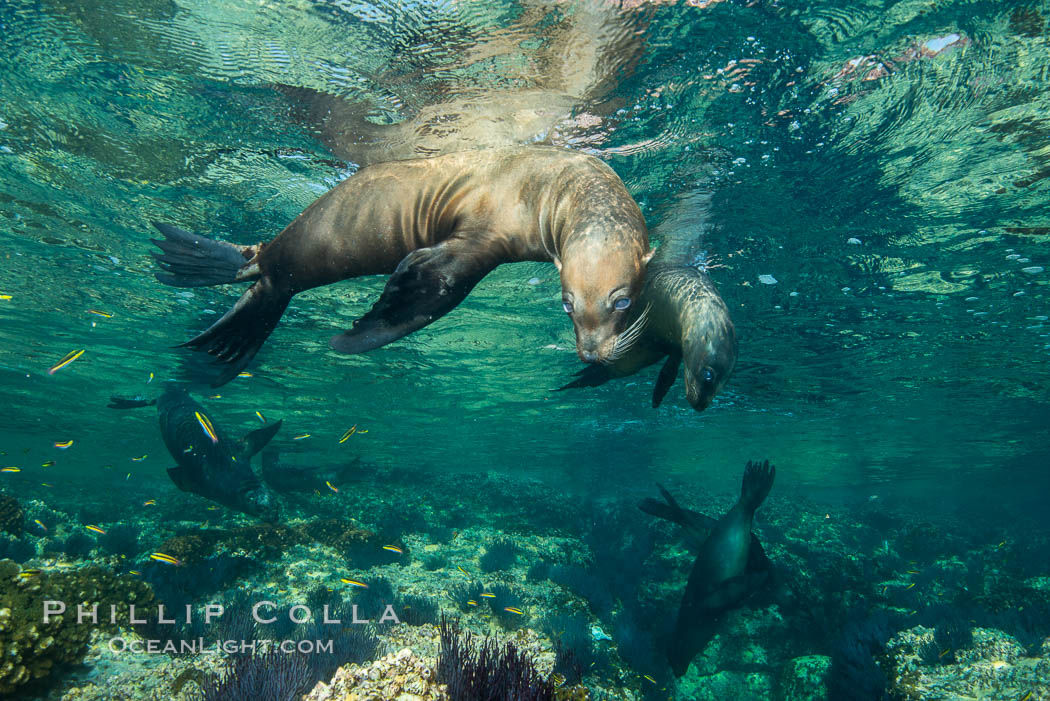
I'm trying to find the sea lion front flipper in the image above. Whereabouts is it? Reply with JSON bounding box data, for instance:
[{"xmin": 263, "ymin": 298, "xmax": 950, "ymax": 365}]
[
  {"xmin": 555, "ymin": 365, "xmax": 612, "ymax": 391},
  {"xmin": 240, "ymin": 419, "xmax": 283, "ymax": 460},
  {"xmin": 330, "ymin": 240, "xmax": 496, "ymax": 354},
  {"xmin": 166, "ymin": 466, "xmax": 192, "ymax": 492},
  {"xmin": 652, "ymin": 352, "xmax": 682, "ymax": 408}
]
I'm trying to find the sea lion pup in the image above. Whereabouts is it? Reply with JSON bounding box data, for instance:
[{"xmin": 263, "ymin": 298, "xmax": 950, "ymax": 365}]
[
  {"xmin": 558, "ymin": 188, "xmax": 736, "ymax": 411},
  {"xmin": 640, "ymin": 460, "xmax": 775, "ymax": 677},
  {"xmin": 151, "ymin": 147, "xmax": 652, "ymax": 385},
  {"xmin": 154, "ymin": 387, "xmax": 281, "ymax": 521}
]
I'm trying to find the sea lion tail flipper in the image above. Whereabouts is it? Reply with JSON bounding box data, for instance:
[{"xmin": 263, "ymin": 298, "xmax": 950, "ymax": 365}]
[
  {"xmin": 652, "ymin": 352, "xmax": 682, "ymax": 407},
  {"xmin": 739, "ymin": 459, "xmax": 775, "ymax": 513},
  {"xmin": 181, "ymin": 279, "xmax": 291, "ymax": 387},
  {"xmin": 150, "ymin": 222, "xmax": 250, "ymax": 288},
  {"xmin": 241, "ymin": 418, "xmax": 283, "ymax": 459},
  {"xmin": 555, "ymin": 365, "xmax": 612, "ymax": 392},
  {"xmin": 330, "ymin": 240, "xmax": 494, "ymax": 354}
]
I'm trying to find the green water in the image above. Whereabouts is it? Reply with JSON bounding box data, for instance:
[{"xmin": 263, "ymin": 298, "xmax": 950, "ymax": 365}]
[{"xmin": 1, "ymin": 0, "xmax": 1050, "ymax": 699}]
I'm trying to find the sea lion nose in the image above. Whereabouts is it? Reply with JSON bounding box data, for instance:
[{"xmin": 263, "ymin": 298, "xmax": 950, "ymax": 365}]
[{"xmin": 581, "ymin": 349, "xmax": 599, "ymax": 363}]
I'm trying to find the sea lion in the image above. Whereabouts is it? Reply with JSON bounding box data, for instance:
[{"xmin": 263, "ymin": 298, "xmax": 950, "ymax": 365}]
[
  {"xmin": 558, "ymin": 189, "xmax": 736, "ymax": 411},
  {"xmin": 155, "ymin": 387, "xmax": 282, "ymax": 521},
  {"xmin": 260, "ymin": 449, "xmax": 358, "ymax": 494},
  {"xmin": 640, "ymin": 460, "xmax": 775, "ymax": 677},
  {"xmin": 151, "ymin": 146, "xmax": 652, "ymax": 385}
]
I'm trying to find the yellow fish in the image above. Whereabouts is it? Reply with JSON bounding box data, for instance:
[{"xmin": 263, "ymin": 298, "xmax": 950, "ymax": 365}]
[
  {"xmin": 48, "ymin": 349, "xmax": 85, "ymax": 375},
  {"xmin": 41, "ymin": 482, "xmax": 53, "ymax": 487},
  {"xmin": 19, "ymin": 569, "xmax": 42, "ymax": 578},
  {"xmin": 54, "ymin": 440, "xmax": 73, "ymax": 449},
  {"xmin": 128, "ymin": 570, "xmax": 141, "ymax": 576},
  {"xmin": 382, "ymin": 545, "xmax": 403, "ymax": 554},
  {"xmin": 147, "ymin": 372, "xmax": 154, "ymax": 384},
  {"xmin": 339, "ymin": 425, "xmax": 357, "ymax": 443},
  {"xmin": 325, "ymin": 481, "xmax": 339, "ymax": 493},
  {"xmin": 905, "ymin": 583, "xmax": 916, "ymax": 590},
  {"xmin": 457, "ymin": 566, "xmax": 470, "ymax": 576},
  {"xmin": 41, "ymin": 460, "xmax": 55, "ymax": 467},
  {"xmin": 0, "ymin": 294, "xmax": 11, "ymax": 300},
  {"xmin": 503, "ymin": 607, "xmax": 524, "ymax": 615},
  {"xmin": 85, "ymin": 525, "xmax": 106, "ymax": 535},
  {"xmin": 340, "ymin": 578, "xmax": 368, "ymax": 588},
  {"xmin": 255, "ymin": 411, "xmax": 266, "ymax": 424},
  {"xmin": 209, "ymin": 394, "xmax": 221, "ymax": 399},
  {"xmin": 87, "ymin": 310, "xmax": 113, "ymax": 318},
  {"xmin": 237, "ymin": 372, "xmax": 253, "ymax": 378},
  {"xmin": 150, "ymin": 552, "xmax": 181, "ymax": 566},
  {"xmin": 467, "ymin": 600, "xmax": 478, "ymax": 606},
  {"xmin": 1, "ymin": 467, "xmax": 19, "ymax": 473},
  {"xmin": 195, "ymin": 411, "xmax": 219, "ymax": 444},
  {"xmin": 643, "ymin": 675, "xmax": 657, "ymax": 684},
  {"xmin": 143, "ymin": 499, "xmax": 156, "ymax": 506},
  {"xmin": 480, "ymin": 593, "xmax": 496, "ymax": 598},
  {"xmin": 34, "ymin": 519, "xmax": 46, "ymax": 531},
  {"xmin": 293, "ymin": 433, "xmax": 311, "ymax": 441},
  {"xmin": 131, "ymin": 455, "xmax": 147, "ymax": 462}
]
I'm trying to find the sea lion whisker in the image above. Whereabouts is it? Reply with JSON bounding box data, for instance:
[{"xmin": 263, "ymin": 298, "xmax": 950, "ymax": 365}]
[{"xmin": 612, "ymin": 302, "xmax": 651, "ymax": 356}]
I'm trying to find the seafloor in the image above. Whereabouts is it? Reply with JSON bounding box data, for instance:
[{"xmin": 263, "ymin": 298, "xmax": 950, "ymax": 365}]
[{"xmin": 1, "ymin": 460, "xmax": 1049, "ymax": 701}]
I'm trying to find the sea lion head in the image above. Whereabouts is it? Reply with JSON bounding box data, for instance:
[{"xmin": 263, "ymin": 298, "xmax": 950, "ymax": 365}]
[
  {"xmin": 243, "ymin": 486, "xmax": 280, "ymax": 523},
  {"xmin": 681, "ymin": 290, "xmax": 737, "ymax": 411},
  {"xmin": 557, "ymin": 233, "xmax": 653, "ymax": 363}
]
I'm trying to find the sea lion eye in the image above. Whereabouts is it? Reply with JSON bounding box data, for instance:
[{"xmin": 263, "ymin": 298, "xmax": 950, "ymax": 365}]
[
  {"xmin": 614, "ymin": 297, "xmax": 631, "ymax": 311},
  {"xmin": 563, "ymin": 301, "xmax": 574, "ymax": 314},
  {"xmin": 702, "ymin": 367, "xmax": 716, "ymax": 383}
]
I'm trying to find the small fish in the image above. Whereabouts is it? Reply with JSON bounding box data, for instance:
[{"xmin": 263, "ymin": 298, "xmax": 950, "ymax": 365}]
[
  {"xmin": 293, "ymin": 433, "xmax": 311, "ymax": 441},
  {"xmin": 125, "ymin": 473, "xmax": 130, "ymax": 480},
  {"xmin": 131, "ymin": 455, "xmax": 147, "ymax": 462},
  {"xmin": 906, "ymin": 570, "xmax": 920, "ymax": 574},
  {"xmin": 150, "ymin": 552, "xmax": 181, "ymax": 566},
  {"xmin": 339, "ymin": 425, "xmax": 357, "ymax": 443},
  {"xmin": 128, "ymin": 570, "xmax": 141, "ymax": 576},
  {"xmin": 255, "ymin": 411, "xmax": 266, "ymax": 424},
  {"xmin": 643, "ymin": 675, "xmax": 657, "ymax": 684},
  {"xmin": 143, "ymin": 499, "xmax": 156, "ymax": 506},
  {"xmin": 209, "ymin": 394, "xmax": 221, "ymax": 399},
  {"xmin": 34, "ymin": 519, "xmax": 47, "ymax": 532},
  {"xmin": 1020, "ymin": 692, "xmax": 1033, "ymax": 701},
  {"xmin": 552, "ymin": 673, "xmax": 566, "ymax": 687},
  {"xmin": 85, "ymin": 525, "xmax": 106, "ymax": 535},
  {"xmin": 457, "ymin": 566, "xmax": 470, "ymax": 576},
  {"xmin": 87, "ymin": 309, "xmax": 113, "ymax": 318},
  {"xmin": 0, "ymin": 294, "xmax": 11, "ymax": 300},
  {"xmin": 195, "ymin": 411, "xmax": 219, "ymax": 443},
  {"xmin": 1, "ymin": 467, "xmax": 20, "ymax": 473},
  {"xmin": 41, "ymin": 482, "xmax": 53, "ymax": 487},
  {"xmin": 183, "ymin": 446, "xmax": 193, "ymax": 453},
  {"xmin": 382, "ymin": 545, "xmax": 403, "ymax": 554},
  {"xmin": 147, "ymin": 372, "xmax": 154, "ymax": 384},
  {"xmin": 480, "ymin": 592, "xmax": 496, "ymax": 599},
  {"xmin": 54, "ymin": 440, "xmax": 73, "ymax": 449},
  {"xmin": 206, "ymin": 505, "xmax": 220, "ymax": 511},
  {"xmin": 19, "ymin": 569, "xmax": 42, "ymax": 578},
  {"xmin": 997, "ymin": 541, "xmax": 1007, "ymax": 548},
  {"xmin": 325, "ymin": 481, "xmax": 339, "ymax": 493},
  {"xmin": 905, "ymin": 583, "xmax": 916, "ymax": 590},
  {"xmin": 503, "ymin": 607, "xmax": 524, "ymax": 615},
  {"xmin": 467, "ymin": 600, "xmax": 478, "ymax": 606},
  {"xmin": 358, "ymin": 429, "xmax": 369, "ymax": 434},
  {"xmin": 938, "ymin": 648, "xmax": 951, "ymax": 658},
  {"xmin": 41, "ymin": 460, "xmax": 55, "ymax": 467},
  {"xmin": 48, "ymin": 349, "xmax": 85, "ymax": 375},
  {"xmin": 237, "ymin": 372, "xmax": 253, "ymax": 378},
  {"xmin": 340, "ymin": 578, "xmax": 368, "ymax": 588}
]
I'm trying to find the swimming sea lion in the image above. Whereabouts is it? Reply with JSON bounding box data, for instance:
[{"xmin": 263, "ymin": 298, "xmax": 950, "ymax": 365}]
[
  {"xmin": 640, "ymin": 460, "xmax": 775, "ymax": 677},
  {"xmin": 151, "ymin": 146, "xmax": 652, "ymax": 385},
  {"xmin": 155, "ymin": 387, "xmax": 282, "ymax": 521},
  {"xmin": 558, "ymin": 189, "xmax": 736, "ymax": 411}
]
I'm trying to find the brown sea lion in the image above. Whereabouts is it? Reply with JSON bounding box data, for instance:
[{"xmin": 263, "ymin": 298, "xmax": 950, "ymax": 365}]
[
  {"xmin": 558, "ymin": 189, "xmax": 736, "ymax": 411},
  {"xmin": 151, "ymin": 146, "xmax": 652, "ymax": 385}
]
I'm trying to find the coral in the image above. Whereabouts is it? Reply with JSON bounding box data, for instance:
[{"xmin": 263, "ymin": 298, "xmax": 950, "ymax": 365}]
[
  {"xmin": 295, "ymin": 619, "xmax": 380, "ymax": 685},
  {"xmin": 198, "ymin": 649, "xmax": 313, "ymax": 701},
  {"xmin": 480, "ymin": 537, "xmax": 519, "ymax": 572},
  {"xmin": 0, "ymin": 495, "xmax": 23, "ymax": 537},
  {"xmin": 437, "ymin": 617, "xmax": 554, "ymax": 701},
  {"xmin": 305, "ymin": 647, "xmax": 439, "ymax": 701},
  {"xmin": 0, "ymin": 559, "xmax": 154, "ymax": 694}
]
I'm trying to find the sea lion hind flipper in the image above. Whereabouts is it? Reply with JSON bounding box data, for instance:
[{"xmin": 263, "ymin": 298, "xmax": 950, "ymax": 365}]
[
  {"xmin": 652, "ymin": 352, "xmax": 682, "ymax": 407},
  {"xmin": 180, "ymin": 279, "xmax": 291, "ymax": 387},
  {"xmin": 150, "ymin": 222, "xmax": 248, "ymax": 288},
  {"xmin": 240, "ymin": 419, "xmax": 283, "ymax": 459},
  {"xmin": 555, "ymin": 364, "xmax": 612, "ymax": 391},
  {"xmin": 739, "ymin": 459, "xmax": 775, "ymax": 512},
  {"xmin": 330, "ymin": 241, "xmax": 494, "ymax": 354}
]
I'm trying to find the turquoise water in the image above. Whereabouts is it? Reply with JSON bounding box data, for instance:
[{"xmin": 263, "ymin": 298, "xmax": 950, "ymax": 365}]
[{"xmin": 1, "ymin": 1, "xmax": 1049, "ymax": 699}]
